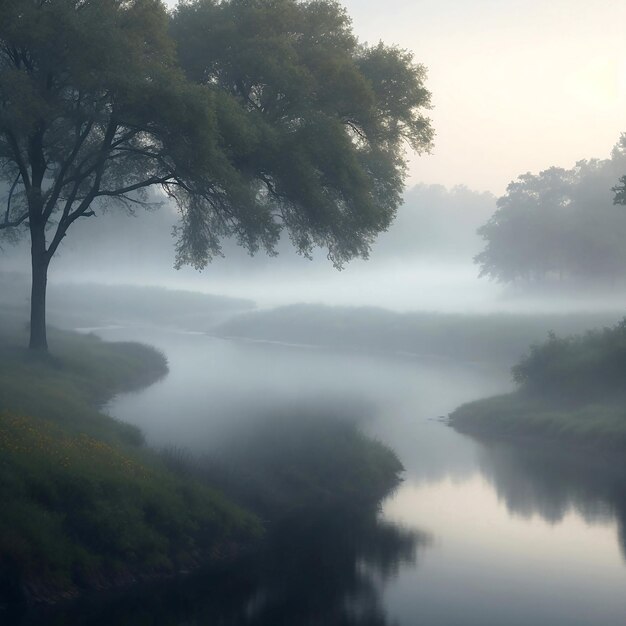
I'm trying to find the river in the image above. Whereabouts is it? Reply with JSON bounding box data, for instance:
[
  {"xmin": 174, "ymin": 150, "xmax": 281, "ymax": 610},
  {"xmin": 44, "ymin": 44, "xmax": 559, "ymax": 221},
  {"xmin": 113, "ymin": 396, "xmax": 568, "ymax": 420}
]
[{"xmin": 82, "ymin": 326, "xmax": 626, "ymax": 624}]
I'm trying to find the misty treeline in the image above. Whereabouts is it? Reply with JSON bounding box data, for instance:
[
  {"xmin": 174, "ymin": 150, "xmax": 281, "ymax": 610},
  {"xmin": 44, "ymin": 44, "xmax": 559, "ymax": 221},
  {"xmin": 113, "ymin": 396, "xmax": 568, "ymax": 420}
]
[
  {"xmin": 0, "ymin": 182, "xmax": 495, "ymax": 284},
  {"xmin": 218, "ymin": 303, "xmax": 618, "ymax": 363},
  {"xmin": 0, "ymin": 0, "xmax": 433, "ymax": 351},
  {"xmin": 476, "ymin": 136, "xmax": 626, "ymax": 286}
]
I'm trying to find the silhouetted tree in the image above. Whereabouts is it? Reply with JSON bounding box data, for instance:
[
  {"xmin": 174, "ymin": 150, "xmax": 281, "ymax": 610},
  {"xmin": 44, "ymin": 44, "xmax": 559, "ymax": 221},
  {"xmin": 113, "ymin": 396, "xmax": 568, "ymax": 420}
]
[{"xmin": 0, "ymin": 0, "xmax": 433, "ymax": 351}]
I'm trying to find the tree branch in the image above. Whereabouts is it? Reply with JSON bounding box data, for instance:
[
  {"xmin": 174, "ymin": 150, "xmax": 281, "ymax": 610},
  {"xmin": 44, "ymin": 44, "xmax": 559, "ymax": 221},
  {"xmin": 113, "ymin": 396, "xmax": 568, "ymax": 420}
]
[
  {"xmin": 4, "ymin": 130, "xmax": 31, "ymax": 191},
  {"xmin": 47, "ymin": 119, "xmax": 119, "ymax": 258},
  {"xmin": 95, "ymin": 175, "xmax": 176, "ymax": 198},
  {"xmin": 0, "ymin": 212, "xmax": 28, "ymax": 230},
  {"xmin": 42, "ymin": 119, "xmax": 94, "ymax": 221},
  {"xmin": 4, "ymin": 172, "xmax": 20, "ymax": 223}
]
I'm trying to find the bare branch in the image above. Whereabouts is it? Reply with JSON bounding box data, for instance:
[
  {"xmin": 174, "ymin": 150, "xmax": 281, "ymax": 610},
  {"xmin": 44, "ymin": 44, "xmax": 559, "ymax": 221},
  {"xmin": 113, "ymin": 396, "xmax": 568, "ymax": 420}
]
[{"xmin": 95, "ymin": 175, "xmax": 176, "ymax": 198}]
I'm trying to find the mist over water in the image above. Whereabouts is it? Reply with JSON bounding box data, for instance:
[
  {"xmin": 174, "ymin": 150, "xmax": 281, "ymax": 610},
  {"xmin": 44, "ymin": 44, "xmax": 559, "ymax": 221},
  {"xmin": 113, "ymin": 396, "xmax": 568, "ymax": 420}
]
[
  {"xmin": 92, "ymin": 326, "xmax": 626, "ymax": 626},
  {"xmin": 5, "ymin": 1, "xmax": 626, "ymax": 624},
  {"xmin": 6, "ymin": 178, "xmax": 626, "ymax": 625}
]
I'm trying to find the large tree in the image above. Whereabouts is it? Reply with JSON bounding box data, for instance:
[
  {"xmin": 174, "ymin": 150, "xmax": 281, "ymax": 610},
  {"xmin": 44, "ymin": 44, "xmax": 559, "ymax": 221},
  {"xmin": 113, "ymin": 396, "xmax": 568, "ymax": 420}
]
[{"xmin": 0, "ymin": 0, "xmax": 432, "ymax": 352}]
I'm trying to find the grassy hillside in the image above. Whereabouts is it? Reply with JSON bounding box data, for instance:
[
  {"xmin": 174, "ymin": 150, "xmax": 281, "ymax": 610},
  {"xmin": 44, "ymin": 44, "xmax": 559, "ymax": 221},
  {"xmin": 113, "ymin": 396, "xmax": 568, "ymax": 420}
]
[{"xmin": 0, "ymin": 316, "xmax": 260, "ymax": 605}]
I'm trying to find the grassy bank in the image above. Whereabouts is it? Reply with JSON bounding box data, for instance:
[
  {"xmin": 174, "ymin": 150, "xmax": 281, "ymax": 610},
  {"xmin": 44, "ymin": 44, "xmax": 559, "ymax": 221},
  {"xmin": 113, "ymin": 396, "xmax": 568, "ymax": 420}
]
[
  {"xmin": 1, "ymin": 312, "xmax": 405, "ymax": 608},
  {"xmin": 450, "ymin": 320, "xmax": 626, "ymax": 450},
  {"xmin": 216, "ymin": 304, "xmax": 620, "ymax": 364},
  {"xmin": 0, "ymin": 272, "xmax": 255, "ymax": 332},
  {"xmin": 0, "ymin": 317, "xmax": 260, "ymax": 606},
  {"xmin": 451, "ymin": 393, "xmax": 626, "ymax": 450},
  {"xmin": 186, "ymin": 414, "xmax": 405, "ymax": 518}
]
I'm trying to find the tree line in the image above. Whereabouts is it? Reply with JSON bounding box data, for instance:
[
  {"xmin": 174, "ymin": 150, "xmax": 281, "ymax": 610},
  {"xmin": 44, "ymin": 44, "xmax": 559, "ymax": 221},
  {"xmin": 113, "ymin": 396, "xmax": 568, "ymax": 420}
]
[{"xmin": 476, "ymin": 136, "xmax": 626, "ymax": 286}]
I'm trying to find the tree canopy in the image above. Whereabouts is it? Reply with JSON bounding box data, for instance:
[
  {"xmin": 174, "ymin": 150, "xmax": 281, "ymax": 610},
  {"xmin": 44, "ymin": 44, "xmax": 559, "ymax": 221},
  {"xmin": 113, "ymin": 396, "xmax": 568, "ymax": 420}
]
[
  {"xmin": 475, "ymin": 136, "xmax": 626, "ymax": 285},
  {"xmin": 0, "ymin": 0, "xmax": 433, "ymax": 350}
]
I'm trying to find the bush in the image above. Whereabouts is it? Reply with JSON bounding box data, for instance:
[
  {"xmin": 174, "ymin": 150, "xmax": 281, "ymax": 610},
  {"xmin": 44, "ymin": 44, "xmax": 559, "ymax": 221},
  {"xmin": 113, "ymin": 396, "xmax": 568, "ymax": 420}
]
[{"xmin": 513, "ymin": 319, "xmax": 626, "ymax": 402}]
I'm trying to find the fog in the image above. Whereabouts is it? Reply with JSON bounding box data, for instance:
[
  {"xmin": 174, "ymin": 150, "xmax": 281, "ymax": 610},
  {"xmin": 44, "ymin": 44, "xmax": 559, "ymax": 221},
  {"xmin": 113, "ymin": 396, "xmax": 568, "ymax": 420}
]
[
  {"xmin": 3, "ymin": 182, "xmax": 499, "ymax": 312},
  {"xmin": 5, "ymin": 178, "xmax": 626, "ymax": 314},
  {"xmin": 4, "ymin": 2, "xmax": 626, "ymax": 624}
]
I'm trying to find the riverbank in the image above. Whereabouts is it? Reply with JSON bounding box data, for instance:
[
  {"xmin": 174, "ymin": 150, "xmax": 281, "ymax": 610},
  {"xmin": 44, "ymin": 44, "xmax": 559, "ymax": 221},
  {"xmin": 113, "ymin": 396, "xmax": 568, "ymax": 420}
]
[
  {"xmin": 450, "ymin": 392, "xmax": 626, "ymax": 452},
  {"xmin": 0, "ymin": 316, "xmax": 261, "ymax": 606},
  {"xmin": 216, "ymin": 304, "xmax": 620, "ymax": 364},
  {"xmin": 450, "ymin": 320, "xmax": 626, "ymax": 453},
  {"xmin": 0, "ymin": 315, "xmax": 405, "ymax": 609}
]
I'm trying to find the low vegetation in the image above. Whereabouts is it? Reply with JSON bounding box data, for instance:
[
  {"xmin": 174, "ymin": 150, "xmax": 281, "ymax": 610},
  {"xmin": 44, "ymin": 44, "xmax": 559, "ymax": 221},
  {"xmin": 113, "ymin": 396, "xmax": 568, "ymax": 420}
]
[
  {"xmin": 0, "ymin": 310, "xmax": 405, "ymax": 608},
  {"xmin": 0, "ymin": 273, "xmax": 254, "ymax": 332},
  {"xmin": 187, "ymin": 414, "xmax": 405, "ymax": 517},
  {"xmin": 0, "ymin": 316, "xmax": 260, "ymax": 605},
  {"xmin": 217, "ymin": 304, "xmax": 620, "ymax": 363},
  {"xmin": 451, "ymin": 319, "xmax": 626, "ymax": 449}
]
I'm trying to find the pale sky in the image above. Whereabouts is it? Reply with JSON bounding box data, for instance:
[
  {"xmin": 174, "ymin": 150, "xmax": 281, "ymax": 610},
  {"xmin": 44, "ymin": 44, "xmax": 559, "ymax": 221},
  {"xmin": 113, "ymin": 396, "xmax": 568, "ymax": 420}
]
[{"xmin": 166, "ymin": 0, "xmax": 626, "ymax": 194}]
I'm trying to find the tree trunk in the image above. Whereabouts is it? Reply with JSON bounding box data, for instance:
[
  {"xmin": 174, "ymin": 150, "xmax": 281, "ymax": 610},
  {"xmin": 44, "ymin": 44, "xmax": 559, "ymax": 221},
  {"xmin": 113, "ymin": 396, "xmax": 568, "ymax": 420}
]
[{"xmin": 29, "ymin": 228, "xmax": 49, "ymax": 352}]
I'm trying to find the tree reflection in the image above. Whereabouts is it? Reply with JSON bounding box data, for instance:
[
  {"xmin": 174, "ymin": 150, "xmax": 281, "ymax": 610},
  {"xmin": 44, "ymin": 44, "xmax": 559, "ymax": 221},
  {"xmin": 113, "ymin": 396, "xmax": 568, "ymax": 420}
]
[
  {"xmin": 17, "ymin": 508, "xmax": 427, "ymax": 626},
  {"xmin": 476, "ymin": 440, "xmax": 626, "ymax": 559}
]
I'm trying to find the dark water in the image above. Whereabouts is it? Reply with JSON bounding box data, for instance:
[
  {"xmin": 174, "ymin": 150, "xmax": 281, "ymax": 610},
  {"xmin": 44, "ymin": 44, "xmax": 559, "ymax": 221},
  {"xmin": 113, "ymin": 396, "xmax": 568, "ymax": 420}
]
[{"xmin": 21, "ymin": 328, "xmax": 626, "ymax": 625}]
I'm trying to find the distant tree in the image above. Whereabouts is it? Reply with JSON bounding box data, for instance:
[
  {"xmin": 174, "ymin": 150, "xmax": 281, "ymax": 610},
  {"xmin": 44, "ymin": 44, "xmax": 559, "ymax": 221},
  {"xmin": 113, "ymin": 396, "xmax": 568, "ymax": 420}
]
[
  {"xmin": 476, "ymin": 138, "xmax": 626, "ymax": 285},
  {"xmin": 0, "ymin": 0, "xmax": 433, "ymax": 352},
  {"xmin": 613, "ymin": 134, "xmax": 626, "ymax": 206},
  {"xmin": 371, "ymin": 184, "xmax": 495, "ymax": 261}
]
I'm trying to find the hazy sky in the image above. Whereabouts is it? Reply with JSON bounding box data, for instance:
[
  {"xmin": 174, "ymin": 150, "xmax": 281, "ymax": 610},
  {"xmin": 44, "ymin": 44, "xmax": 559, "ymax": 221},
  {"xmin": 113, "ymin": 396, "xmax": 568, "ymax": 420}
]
[
  {"xmin": 341, "ymin": 0, "xmax": 626, "ymax": 194},
  {"xmin": 167, "ymin": 0, "xmax": 626, "ymax": 195}
]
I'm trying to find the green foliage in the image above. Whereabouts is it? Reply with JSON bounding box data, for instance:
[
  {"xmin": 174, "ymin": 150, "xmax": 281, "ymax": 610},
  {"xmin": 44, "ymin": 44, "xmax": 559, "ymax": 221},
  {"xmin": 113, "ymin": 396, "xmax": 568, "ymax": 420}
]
[
  {"xmin": 0, "ymin": 0, "xmax": 432, "ymax": 271},
  {"xmin": 0, "ymin": 320, "xmax": 260, "ymax": 601},
  {"xmin": 0, "ymin": 321, "xmax": 168, "ymax": 444},
  {"xmin": 170, "ymin": 0, "xmax": 433, "ymax": 268},
  {"xmin": 197, "ymin": 415, "xmax": 405, "ymax": 517},
  {"xmin": 451, "ymin": 318, "xmax": 626, "ymax": 449},
  {"xmin": 512, "ymin": 320, "xmax": 626, "ymax": 403},
  {"xmin": 451, "ymin": 393, "xmax": 626, "ymax": 451},
  {"xmin": 476, "ymin": 136, "xmax": 626, "ymax": 284},
  {"xmin": 0, "ymin": 411, "xmax": 261, "ymax": 594},
  {"xmin": 0, "ymin": 0, "xmax": 432, "ymax": 350}
]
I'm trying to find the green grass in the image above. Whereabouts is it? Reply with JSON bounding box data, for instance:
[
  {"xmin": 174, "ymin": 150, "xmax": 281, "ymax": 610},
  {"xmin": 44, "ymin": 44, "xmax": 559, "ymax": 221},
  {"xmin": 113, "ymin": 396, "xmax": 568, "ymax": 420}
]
[
  {"xmin": 197, "ymin": 415, "xmax": 405, "ymax": 517},
  {"xmin": 216, "ymin": 304, "xmax": 621, "ymax": 363},
  {"xmin": 0, "ymin": 326, "xmax": 168, "ymax": 446},
  {"xmin": 450, "ymin": 319, "xmax": 626, "ymax": 450},
  {"xmin": 512, "ymin": 320, "xmax": 626, "ymax": 402},
  {"xmin": 0, "ymin": 311, "xmax": 404, "ymax": 606},
  {"xmin": 451, "ymin": 392, "xmax": 626, "ymax": 450},
  {"xmin": 0, "ymin": 314, "xmax": 260, "ymax": 604}
]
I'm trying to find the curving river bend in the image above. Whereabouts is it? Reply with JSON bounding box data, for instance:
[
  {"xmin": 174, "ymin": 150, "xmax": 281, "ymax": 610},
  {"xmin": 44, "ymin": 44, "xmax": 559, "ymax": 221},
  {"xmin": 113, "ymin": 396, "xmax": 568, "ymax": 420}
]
[{"xmin": 92, "ymin": 326, "xmax": 626, "ymax": 626}]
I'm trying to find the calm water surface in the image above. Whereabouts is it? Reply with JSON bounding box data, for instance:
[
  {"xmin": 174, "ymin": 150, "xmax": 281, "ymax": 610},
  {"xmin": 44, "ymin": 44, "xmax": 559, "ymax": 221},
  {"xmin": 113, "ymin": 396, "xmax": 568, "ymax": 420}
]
[{"xmin": 87, "ymin": 327, "xmax": 626, "ymax": 625}]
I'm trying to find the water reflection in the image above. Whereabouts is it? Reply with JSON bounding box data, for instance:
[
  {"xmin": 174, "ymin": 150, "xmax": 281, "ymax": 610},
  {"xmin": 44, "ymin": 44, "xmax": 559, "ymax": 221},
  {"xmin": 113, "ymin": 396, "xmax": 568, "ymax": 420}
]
[
  {"xmin": 244, "ymin": 511, "xmax": 427, "ymax": 625},
  {"xmin": 17, "ymin": 510, "xmax": 427, "ymax": 626},
  {"xmin": 477, "ymin": 440, "xmax": 626, "ymax": 559},
  {"xmin": 61, "ymin": 328, "xmax": 626, "ymax": 624}
]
